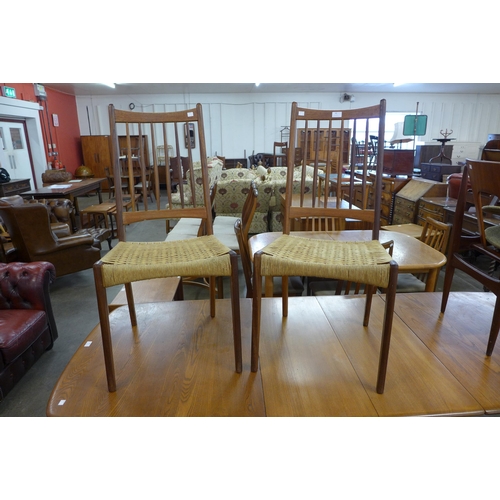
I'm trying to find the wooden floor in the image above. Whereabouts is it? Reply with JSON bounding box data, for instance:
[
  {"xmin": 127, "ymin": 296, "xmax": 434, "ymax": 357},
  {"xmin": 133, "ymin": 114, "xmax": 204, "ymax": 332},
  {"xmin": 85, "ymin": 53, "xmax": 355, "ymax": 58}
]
[{"xmin": 46, "ymin": 290, "xmax": 500, "ymax": 417}]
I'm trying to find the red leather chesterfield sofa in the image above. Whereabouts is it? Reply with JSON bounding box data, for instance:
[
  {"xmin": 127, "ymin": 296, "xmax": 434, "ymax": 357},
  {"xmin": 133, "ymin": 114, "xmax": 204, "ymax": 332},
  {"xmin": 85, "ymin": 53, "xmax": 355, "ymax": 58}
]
[{"xmin": 0, "ymin": 261, "xmax": 58, "ymax": 401}]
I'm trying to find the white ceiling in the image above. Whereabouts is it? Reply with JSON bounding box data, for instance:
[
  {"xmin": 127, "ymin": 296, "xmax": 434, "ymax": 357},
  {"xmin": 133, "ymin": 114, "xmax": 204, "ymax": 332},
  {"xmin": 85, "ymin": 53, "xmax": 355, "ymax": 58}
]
[{"xmin": 41, "ymin": 82, "xmax": 500, "ymax": 97}]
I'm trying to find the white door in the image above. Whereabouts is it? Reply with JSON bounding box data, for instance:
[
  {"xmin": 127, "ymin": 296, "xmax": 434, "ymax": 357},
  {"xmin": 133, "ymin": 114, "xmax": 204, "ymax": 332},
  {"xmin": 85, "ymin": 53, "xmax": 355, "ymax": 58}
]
[{"xmin": 0, "ymin": 120, "xmax": 35, "ymax": 182}]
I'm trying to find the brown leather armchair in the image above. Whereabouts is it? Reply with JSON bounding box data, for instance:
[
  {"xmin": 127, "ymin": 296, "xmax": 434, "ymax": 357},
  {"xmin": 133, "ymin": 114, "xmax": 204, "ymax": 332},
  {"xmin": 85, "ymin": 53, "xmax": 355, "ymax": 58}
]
[
  {"xmin": 0, "ymin": 261, "xmax": 58, "ymax": 401},
  {"xmin": 0, "ymin": 202, "xmax": 104, "ymax": 277}
]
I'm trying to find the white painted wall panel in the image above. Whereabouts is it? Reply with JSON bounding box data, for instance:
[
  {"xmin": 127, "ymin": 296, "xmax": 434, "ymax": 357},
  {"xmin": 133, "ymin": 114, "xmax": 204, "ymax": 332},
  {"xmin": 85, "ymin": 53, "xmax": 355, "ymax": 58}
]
[{"xmin": 76, "ymin": 91, "xmax": 500, "ymax": 161}]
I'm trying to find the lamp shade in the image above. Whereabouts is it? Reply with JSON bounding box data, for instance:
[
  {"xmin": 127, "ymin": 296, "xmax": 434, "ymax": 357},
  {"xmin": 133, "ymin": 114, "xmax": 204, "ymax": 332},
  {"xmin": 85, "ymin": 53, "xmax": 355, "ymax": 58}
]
[{"xmin": 390, "ymin": 122, "xmax": 412, "ymax": 146}]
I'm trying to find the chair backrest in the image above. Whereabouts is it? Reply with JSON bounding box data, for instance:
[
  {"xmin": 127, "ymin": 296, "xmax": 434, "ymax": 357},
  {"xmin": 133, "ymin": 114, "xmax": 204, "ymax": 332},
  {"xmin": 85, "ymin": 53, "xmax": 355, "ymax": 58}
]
[
  {"xmin": 108, "ymin": 104, "xmax": 214, "ymax": 242},
  {"xmin": 0, "ymin": 203, "xmax": 57, "ymax": 261},
  {"xmin": 419, "ymin": 216, "xmax": 451, "ymax": 253},
  {"xmin": 283, "ymin": 100, "xmax": 386, "ymax": 237},
  {"xmin": 466, "ymin": 159, "xmax": 500, "ymax": 247},
  {"xmin": 234, "ymin": 181, "xmax": 259, "ymax": 297}
]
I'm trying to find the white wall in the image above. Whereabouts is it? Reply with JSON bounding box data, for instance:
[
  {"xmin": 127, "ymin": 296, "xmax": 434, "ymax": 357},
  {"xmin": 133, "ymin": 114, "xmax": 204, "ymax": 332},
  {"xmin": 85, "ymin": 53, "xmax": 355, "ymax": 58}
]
[{"xmin": 75, "ymin": 91, "xmax": 500, "ymax": 160}]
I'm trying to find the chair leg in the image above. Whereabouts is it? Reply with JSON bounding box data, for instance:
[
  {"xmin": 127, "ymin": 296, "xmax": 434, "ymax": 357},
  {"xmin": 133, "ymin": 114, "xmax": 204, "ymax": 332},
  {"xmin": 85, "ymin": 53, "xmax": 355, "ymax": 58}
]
[
  {"xmin": 93, "ymin": 263, "xmax": 117, "ymax": 392},
  {"xmin": 229, "ymin": 252, "xmax": 242, "ymax": 373},
  {"xmin": 251, "ymin": 252, "xmax": 263, "ymax": 372},
  {"xmin": 282, "ymin": 275, "xmax": 289, "ymax": 317},
  {"xmin": 209, "ymin": 276, "xmax": 216, "ymax": 318},
  {"xmin": 376, "ymin": 262, "xmax": 399, "ymax": 394},
  {"xmin": 363, "ymin": 284, "xmax": 375, "ymax": 326},
  {"xmin": 124, "ymin": 282, "xmax": 137, "ymax": 326},
  {"xmin": 486, "ymin": 298, "xmax": 500, "ymax": 356},
  {"xmin": 441, "ymin": 257, "xmax": 457, "ymax": 313}
]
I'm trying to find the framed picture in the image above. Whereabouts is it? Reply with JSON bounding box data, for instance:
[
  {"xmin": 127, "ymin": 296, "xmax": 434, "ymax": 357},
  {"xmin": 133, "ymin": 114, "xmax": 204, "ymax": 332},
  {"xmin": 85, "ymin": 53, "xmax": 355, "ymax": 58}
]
[{"xmin": 184, "ymin": 123, "xmax": 195, "ymax": 149}]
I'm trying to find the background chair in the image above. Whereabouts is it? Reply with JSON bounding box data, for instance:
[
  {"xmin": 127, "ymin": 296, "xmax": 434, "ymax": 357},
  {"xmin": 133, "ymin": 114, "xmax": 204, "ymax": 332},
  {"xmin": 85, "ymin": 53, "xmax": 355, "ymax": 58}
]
[
  {"xmin": 0, "ymin": 202, "xmax": 106, "ymax": 277},
  {"xmin": 93, "ymin": 104, "xmax": 242, "ymax": 392},
  {"xmin": 104, "ymin": 166, "xmax": 129, "ymax": 199},
  {"xmin": 441, "ymin": 159, "xmax": 500, "ymax": 356},
  {"xmin": 273, "ymin": 141, "xmax": 287, "ymax": 167},
  {"xmin": 396, "ymin": 217, "xmax": 450, "ymax": 292},
  {"xmin": 251, "ymin": 100, "xmax": 399, "ymax": 394}
]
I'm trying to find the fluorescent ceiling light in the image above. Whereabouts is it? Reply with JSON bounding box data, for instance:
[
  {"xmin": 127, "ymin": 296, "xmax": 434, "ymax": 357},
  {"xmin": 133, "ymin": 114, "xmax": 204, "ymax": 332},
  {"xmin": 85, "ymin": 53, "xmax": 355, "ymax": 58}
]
[{"xmin": 100, "ymin": 83, "xmax": 116, "ymax": 89}]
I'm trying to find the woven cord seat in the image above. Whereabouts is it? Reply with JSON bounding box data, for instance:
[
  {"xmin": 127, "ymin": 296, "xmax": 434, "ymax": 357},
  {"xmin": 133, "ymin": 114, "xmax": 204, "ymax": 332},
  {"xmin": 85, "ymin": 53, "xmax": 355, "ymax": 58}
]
[
  {"xmin": 100, "ymin": 236, "xmax": 232, "ymax": 287},
  {"xmin": 260, "ymin": 235, "xmax": 392, "ymax": 287}
]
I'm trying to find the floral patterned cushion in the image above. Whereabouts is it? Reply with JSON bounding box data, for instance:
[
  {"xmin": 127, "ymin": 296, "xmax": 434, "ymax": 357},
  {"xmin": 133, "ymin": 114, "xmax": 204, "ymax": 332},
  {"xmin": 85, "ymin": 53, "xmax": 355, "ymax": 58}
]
[
  {"xmin": 169, "ymin": 157, "xmax": 223, "ymax": 208},
  {"xmin": 214, "ymin": 165, "xmax": 316, "ymax": 233}
]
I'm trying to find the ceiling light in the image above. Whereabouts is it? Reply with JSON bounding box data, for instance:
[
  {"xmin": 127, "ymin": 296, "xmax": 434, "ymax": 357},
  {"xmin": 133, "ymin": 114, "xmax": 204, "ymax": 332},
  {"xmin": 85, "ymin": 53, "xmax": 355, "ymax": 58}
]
[
  {"xmin": 255, "ymin": 83, "xmax": 260, "ymax": 87},
  {"xmin": 100, "ymin": 83, "xmax": 116, "ymax": 89}
]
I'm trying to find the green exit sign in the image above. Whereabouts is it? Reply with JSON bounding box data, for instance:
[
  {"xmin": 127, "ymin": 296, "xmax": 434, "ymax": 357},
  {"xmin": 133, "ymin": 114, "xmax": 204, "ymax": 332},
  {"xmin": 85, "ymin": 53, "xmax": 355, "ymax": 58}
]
[{"xmin": 1, "ymin": 86, "xmax": 16, "ymax": 98}]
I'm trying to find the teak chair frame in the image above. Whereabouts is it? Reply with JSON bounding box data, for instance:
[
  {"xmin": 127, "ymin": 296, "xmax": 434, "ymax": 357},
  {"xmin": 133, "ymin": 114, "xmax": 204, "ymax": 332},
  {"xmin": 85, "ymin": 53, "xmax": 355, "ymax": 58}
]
[
  {"xmin": 441, "ymin": 159, "xmax": 500, "ymax": 356},
  {"xmin": 251, "ymin": 100, "xmax": 399, "ymax": 394},
  {"xmin": 93, "ymin": 104, "xmax": 241, "ymax": 392}
]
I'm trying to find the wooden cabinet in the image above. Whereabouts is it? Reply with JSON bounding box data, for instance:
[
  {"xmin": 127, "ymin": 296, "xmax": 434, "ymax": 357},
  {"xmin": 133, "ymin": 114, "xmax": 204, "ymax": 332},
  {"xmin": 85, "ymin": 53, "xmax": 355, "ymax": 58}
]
[
  {"xmin": 392, "ymin": 178, "xmax": 448, "ymax": 225},
  {"xmin": 297, "ymin": 128, "xmax": 351, "ymax": 167},
  {"xmin": 81, "ymin": 135, "xmax": 150, "ymax": 191},
  {"xmin": 382, "ymin": 149, "xmax": 415, "ymax": 176}
]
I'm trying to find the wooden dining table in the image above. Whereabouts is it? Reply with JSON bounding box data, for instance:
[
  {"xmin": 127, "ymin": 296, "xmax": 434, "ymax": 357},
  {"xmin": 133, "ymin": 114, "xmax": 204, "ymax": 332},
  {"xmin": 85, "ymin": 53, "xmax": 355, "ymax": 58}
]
[
  {"xmin": 22, "ymin": 178, "xmax": 105, "ymax": 231},
  {"xmin": 248, "ymin": 230, "xmax": 447, "ymax": 296}
]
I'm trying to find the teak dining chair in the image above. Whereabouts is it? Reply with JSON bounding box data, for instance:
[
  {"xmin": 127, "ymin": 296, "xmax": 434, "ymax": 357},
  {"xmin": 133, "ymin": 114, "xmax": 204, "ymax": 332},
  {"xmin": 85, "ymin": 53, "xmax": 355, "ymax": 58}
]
[
  {"xmin": 251, "ymin": 100, "xmax": 399, "ymax": 394},
  {"xmin": 93, "ymin": 104, "xmax": 242, "ymax": 392},
  {"xmin": 441, "ymin": 159, "xmax": 500, "ymax": 356}
]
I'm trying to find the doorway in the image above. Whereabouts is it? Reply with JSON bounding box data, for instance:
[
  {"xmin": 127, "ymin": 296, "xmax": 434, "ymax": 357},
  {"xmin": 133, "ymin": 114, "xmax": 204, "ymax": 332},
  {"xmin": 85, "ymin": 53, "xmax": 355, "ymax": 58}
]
[{"xmin": 0, "ymin": 119, "xmax": 35, "ymax": 182}]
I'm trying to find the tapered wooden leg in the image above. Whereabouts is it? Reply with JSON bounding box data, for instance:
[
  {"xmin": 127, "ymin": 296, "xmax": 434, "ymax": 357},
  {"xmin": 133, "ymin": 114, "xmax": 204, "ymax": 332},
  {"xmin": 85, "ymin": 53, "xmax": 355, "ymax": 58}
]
[
  {"xmin": 363, "ymin": 285, "xmax": 375, "ymax": 326},
  {"xmin": 229, "ymin": 252, "xmax": 242, "ymax": 373},
  {"xmin": 440, "ymin": 257, "xmax": 456, "ymax": 313},
  {"xmin": 376, "ymin": 261, "xmax": 399, "ymax": 394},
  {"xmin": 282, "ymin": 276, "xmax": 289, "ymax": 317},
  {"xmin": 209, "ymin": 276, "xmax": 216, "ymax": 317},
  {"xmin": 486, "ymin": 298, "xmax": 500, "ymax": 356},
  {"xmin": 251, "ymin": 252, "xmax": 263, "ymax": 372},
  {"xmin": 93, "ymin": 263, "xmax": 116, "ymax": 392},
  {"xmin": 124, "ymin": 282, "xmax": 137, "ymax": 326}
]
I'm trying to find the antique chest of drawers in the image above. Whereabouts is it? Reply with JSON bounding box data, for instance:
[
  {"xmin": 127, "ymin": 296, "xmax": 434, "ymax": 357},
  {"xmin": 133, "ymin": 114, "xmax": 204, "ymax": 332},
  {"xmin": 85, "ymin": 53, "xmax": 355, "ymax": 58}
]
[
  {"xmin": 418, "ymin": 197, "xmax": 457, "ymax": 224},
  {"xmin": 392, "ymin": 178, "xmax": 447, "ymax": 225},
  {"xmin": 367, "ymin": 174, "xmax": 409, "ymax": 226},
  {"xmin": 420, "ymin": 163, "xmax": 461, "ymax": 182}
]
